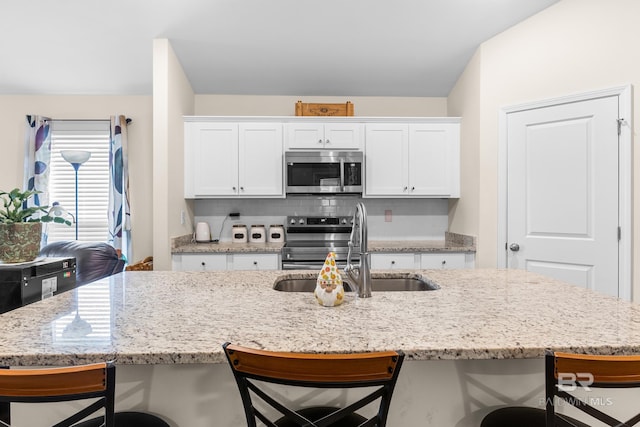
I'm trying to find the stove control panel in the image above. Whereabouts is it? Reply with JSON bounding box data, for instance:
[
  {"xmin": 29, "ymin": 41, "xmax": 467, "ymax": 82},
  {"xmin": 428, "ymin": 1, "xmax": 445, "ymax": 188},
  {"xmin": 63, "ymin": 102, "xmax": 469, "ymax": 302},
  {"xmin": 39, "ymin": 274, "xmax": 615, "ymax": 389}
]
[{"xmin": 286, "ymin": 216, "xmax": 353, "ymax": 228}]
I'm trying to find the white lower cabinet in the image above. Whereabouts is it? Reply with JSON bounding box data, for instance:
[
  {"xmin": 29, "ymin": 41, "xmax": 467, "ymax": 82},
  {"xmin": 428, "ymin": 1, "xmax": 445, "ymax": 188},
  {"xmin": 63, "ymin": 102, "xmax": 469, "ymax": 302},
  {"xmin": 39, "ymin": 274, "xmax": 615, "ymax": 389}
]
[
  {"xmin": 177, "ymin": 254, "xmax": 228, "ymax": 271},
  {"xmin": 370, "ymin": 253, "xmax": 418, "ymax": 269},
  {"xmin": 370, "ymin": 252, "xmax": 475, "ymax": 270},
  {"xmin": 420, "ymin": 253, "xmax": 473, "ymax": 269},
  {"xmin": 231, "ymin": 254, "xmax": 279, "ymax": 270},
  {"xmin": 173, "ymin": 253, "xmax": 280, "ymax": 271}
]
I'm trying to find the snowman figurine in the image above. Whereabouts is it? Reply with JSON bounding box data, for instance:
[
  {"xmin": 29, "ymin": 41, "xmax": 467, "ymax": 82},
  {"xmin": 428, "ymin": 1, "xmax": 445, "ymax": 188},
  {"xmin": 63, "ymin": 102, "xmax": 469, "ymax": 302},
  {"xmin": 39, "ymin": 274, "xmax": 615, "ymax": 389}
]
[{"xmin": 314, "ymin": 251, "xmax": 345, "ymax": 307}]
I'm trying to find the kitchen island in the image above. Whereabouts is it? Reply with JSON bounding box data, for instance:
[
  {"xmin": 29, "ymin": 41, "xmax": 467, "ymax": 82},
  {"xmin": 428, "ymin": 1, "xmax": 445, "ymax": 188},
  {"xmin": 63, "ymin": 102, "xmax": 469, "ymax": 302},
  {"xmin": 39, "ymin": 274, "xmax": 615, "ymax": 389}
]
[{"xmin": 2, "ymin": 268, "xmax": 639, "ymax": 426}]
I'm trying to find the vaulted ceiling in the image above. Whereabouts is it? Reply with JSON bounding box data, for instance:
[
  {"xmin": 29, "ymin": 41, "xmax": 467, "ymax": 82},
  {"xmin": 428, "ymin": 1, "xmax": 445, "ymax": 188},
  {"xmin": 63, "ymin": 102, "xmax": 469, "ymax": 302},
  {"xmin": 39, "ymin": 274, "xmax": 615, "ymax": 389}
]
[{"xmin": 0, "ymin": 0, "xmax": 559, "ymax": 97}]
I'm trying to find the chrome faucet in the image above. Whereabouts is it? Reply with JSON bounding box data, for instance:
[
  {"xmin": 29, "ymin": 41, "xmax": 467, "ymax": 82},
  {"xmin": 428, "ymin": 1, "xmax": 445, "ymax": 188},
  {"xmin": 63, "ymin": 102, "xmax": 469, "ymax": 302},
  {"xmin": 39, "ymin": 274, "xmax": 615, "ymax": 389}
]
[{"xmin": 345, "ymin": 202, "xmax": 372, "ymax": 298}]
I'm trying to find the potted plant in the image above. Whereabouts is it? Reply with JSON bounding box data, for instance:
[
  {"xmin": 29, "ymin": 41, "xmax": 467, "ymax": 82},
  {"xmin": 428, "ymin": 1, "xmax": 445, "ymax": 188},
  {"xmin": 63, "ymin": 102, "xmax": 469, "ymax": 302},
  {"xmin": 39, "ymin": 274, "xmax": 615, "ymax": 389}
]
[{"xmin": 0, "ymin": 188, "xmax": 71, "ymax": 263}]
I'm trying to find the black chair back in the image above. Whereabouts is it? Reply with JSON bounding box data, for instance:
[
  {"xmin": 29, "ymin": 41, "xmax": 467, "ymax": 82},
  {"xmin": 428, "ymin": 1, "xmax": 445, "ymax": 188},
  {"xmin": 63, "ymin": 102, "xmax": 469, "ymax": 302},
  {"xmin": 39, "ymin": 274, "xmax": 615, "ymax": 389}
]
[
  {"xmin": 546, "ymin": 350, "xmax": 640, "ymax": 426},
  {"xmin": 223, "ymin": 342, "xmax": 404, "ymax": 427},
  {"xmin": 0, "ymin": 362, "xmax": 115, "ymax": 427}
]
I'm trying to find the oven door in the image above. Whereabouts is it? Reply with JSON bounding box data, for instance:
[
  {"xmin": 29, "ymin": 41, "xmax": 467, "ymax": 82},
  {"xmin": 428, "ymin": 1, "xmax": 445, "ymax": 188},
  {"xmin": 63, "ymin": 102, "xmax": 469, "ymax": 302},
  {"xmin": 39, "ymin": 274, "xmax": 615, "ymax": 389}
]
[
  {"xmin": 285, "ymin": 151, "xmax": 363, "ymax": 194},
  {"xmin": 281, "ymin": 243, "xmax": 357, "ymax": 270}
]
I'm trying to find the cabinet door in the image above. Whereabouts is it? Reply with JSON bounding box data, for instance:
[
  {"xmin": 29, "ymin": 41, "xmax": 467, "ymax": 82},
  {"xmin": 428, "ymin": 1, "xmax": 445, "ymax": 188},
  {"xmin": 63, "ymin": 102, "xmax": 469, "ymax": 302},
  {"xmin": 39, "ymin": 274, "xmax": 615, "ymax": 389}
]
[
  {"xmin": 185, "ymin": 122, "xmax": 239, "ymax": 197},
  {"xmin": 177, "ymin": 254, "xmax": 228, "ymax": 271},
  {"xmin": 239, "ymin": 123, "xmax": 283, "ymax": 196},
  {"xmin": 324, "ymin": 123, "xmax": 363, "ymax": 150},
  {"xmin": 231, "ymin": 254, "xmax": 280, "ymax": 270},
  {"xmin": 364, "ymin": 124, "xmax": 408, "ymax": 196},
  {"xmin": 286, "ymin": 123, "xmax": 325, "ymax": 149},
  {"xmin": 286, "ymin": 123, "xmax": 363, "ymax": 150},
  {"xmin": 420, "ymin": 253, "xmax": 466, "ymax": 269},
  {"xmin": 371, "ymin": 253, "xmax": 417, "ymax": 269},
  {"xmin": 408, "ymin": 124, "xmax": 460, "ymax": 197}
]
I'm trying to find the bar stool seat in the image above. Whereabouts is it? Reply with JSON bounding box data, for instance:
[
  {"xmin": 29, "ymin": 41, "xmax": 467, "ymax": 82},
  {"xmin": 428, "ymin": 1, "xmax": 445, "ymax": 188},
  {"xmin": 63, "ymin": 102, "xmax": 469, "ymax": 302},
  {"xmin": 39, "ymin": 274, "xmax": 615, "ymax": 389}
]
[
  {"xmin": 481, "ymin": 406, "xmax": 589, "ymax": 427},
  {"xmin": 75, "ymin": 411, "xmax": 170, "ymax": 427},
  {"xmin": 274, "ymin": 407, "xmax": 367, "ymax": 427}
]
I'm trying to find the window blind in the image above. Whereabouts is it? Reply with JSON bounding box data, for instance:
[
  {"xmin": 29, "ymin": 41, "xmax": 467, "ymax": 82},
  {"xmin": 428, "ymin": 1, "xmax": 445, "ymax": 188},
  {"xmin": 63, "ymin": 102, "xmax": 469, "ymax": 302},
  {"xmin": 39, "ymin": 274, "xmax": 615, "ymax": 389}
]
[{"xmin": 47, "ymin": 120, "xmax": 111, "ymax": 243}]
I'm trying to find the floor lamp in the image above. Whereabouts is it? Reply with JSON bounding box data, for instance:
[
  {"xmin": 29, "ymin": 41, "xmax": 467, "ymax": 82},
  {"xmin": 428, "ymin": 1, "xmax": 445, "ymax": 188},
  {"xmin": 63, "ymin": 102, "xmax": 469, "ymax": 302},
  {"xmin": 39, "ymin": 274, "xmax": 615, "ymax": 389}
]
[{"xmin": 60, "ymin": 150, "xmax": 91, "ymax": 240}]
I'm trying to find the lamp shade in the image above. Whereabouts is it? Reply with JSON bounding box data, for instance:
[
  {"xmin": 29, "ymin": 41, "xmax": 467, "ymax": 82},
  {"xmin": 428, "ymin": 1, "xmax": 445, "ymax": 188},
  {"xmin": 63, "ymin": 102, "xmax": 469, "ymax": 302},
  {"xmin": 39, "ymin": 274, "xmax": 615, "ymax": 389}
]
[{"xmin": 61, "ymin": 150, "xmax": 91, "ymax": 165}]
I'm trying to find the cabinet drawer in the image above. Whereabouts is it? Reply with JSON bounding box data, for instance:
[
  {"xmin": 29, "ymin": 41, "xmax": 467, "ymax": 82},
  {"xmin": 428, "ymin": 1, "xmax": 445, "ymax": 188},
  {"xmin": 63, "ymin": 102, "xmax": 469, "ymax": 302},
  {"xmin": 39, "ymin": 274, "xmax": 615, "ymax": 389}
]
[
  {"xmin": 178, "ymin": 254, "xmax": 228, "ymax": 271},
  {"xmin": 420, "ymin": 253, "xmax": 466, "ymax": 269},
  {"xmin": 370, "ymin": 253, "xmax": 417, "ymax": 269},
  {"xmin": 231, "ymin": 254, "xmax": 280, "ymax": 270}
]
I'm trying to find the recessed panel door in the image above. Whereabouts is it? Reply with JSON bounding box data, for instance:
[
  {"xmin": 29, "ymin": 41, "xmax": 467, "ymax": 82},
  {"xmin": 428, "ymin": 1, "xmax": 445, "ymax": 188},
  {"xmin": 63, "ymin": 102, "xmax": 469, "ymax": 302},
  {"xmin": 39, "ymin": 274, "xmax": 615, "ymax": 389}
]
[{"xmin": 507, "ymin": 96, "xmax": 619, "ymax": 297}]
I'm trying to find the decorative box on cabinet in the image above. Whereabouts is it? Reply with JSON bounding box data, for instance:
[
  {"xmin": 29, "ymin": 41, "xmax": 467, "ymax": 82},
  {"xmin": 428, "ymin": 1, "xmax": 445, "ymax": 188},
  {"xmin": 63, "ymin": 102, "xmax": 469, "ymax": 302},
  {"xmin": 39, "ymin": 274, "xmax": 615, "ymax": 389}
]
[
  {"xmin": 286, "ymin": 123, "xmax": 362, "ymax": 150},
  {"xmin": 184, "ymin": 121, "xmax": 284, "ymax": 198}
]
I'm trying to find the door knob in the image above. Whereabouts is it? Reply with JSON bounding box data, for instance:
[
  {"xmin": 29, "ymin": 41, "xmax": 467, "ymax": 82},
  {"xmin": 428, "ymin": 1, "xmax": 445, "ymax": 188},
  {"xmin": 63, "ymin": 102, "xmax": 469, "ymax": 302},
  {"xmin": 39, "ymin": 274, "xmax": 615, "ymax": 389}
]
[{"xmin": 509, "ymin": 243, "xmax": 520, "ymax": 252}]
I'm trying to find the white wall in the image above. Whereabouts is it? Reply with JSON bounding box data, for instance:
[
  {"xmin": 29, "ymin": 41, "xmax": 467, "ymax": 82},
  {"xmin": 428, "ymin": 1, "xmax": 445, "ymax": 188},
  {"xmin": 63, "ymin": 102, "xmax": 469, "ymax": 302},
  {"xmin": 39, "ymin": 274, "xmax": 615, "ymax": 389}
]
[
  {"xmin": 448, "ymin": 0, "xmax": 640, "ymax": 295},
  {"xmin": 0, "ymin": 95, "xmax": 154, "ymax": 262},
  {"xmin": 152, "ymin": 39, "xmax": 196, "ymax": 270},
  {"xmin": 447, "ymin": 50, "xmax": 481, "ymax": 245}
]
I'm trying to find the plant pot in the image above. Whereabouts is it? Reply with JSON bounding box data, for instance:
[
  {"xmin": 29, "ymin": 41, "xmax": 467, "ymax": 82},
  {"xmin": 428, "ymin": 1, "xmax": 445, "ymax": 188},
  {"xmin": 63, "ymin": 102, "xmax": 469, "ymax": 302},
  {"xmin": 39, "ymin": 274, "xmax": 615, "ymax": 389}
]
[{"xmin": 0, "ymin": 222, "xmax": 42, "ymax": 263}]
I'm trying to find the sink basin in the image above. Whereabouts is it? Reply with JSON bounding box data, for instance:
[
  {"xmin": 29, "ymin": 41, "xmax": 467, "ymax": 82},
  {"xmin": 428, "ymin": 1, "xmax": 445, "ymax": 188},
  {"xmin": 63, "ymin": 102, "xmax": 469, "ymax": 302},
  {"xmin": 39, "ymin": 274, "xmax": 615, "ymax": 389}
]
[{"xmin": 273, "ymin": 275, "xmax": 440, "ymax": 292}]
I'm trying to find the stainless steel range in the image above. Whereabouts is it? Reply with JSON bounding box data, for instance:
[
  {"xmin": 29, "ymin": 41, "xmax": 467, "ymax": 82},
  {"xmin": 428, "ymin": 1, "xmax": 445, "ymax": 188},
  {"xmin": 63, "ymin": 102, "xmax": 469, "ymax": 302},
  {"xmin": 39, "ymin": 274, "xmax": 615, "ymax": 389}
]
[{"xmin": 281, "ymin": 215, "xmax": 358, "ymax": 270}]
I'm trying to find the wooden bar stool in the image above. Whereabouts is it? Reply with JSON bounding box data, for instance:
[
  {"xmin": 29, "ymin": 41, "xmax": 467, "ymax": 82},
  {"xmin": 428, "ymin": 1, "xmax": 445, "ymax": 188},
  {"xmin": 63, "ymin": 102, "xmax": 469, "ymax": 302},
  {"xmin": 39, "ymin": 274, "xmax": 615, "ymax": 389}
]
[
  {"xmin": 0, "ymin": 362, "xmax": 169, "ymax": 427},
  {"xmin": 223, "ymin": 342, "xmax": 404, "ymax": 427},
  {"xmin": 482, "ymin": 350, "xmax": 640, "ymax": 426}
]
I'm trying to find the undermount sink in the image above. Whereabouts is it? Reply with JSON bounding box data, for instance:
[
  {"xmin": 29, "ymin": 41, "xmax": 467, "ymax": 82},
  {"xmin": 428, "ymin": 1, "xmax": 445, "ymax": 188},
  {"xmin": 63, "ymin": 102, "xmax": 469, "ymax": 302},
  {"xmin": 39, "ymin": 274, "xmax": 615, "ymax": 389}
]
[{"xmin": 273, "ymin": 275, "xmax": 440, "ymax": 292}]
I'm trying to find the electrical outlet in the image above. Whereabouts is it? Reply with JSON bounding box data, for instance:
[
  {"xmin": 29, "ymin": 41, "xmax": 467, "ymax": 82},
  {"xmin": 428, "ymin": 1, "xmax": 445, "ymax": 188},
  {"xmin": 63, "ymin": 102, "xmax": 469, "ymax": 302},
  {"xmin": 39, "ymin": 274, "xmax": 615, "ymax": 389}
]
[
  {"xmin": 180, "ymin": 210, "xmax": 186, "ymax": 225},
  {"xmin": 385, "ymin": 210, "xmax": 392, "ymax": 222}
]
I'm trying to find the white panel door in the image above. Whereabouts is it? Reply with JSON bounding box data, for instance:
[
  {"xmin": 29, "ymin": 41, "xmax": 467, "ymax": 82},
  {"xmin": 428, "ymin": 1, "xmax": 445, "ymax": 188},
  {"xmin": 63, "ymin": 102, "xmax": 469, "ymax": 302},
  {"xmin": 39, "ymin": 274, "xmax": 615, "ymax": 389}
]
[{"xmin": 507, "ymin": 96, "xmax": 619, "ymax": 296}]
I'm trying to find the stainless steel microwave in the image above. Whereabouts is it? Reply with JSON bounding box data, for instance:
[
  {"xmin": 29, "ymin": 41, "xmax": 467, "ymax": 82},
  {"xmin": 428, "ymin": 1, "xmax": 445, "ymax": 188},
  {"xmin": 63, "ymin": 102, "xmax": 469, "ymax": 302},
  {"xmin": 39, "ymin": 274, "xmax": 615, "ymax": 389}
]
[{"xmin": 285, "ymin": 151, "xmax": 364, "ymax": 195}]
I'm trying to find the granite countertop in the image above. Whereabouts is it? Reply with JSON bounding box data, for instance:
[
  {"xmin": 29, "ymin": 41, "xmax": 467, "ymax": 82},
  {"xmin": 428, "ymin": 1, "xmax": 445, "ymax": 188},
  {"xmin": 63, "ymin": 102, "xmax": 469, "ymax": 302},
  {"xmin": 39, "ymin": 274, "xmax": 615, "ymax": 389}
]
[
  {"xmin": 173, "ymin": 241, "xmax": 285, "ymax": 254},
  {"xmin": 1, "ymin": 268, "xmax": 639, "ymax": 367},
  {"xmin": 171, "ymin": 232, "xmax": 476, "ymax": 254}
]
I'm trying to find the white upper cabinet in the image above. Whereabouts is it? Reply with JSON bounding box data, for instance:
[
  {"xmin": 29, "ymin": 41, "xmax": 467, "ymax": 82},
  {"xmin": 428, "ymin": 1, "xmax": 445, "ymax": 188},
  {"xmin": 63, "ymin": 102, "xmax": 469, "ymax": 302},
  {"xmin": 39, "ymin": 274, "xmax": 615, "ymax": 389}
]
[
  {"xmin": 238, "ymin": 123, "xmax": 283, "ymax": 196},
  {"xmin": 365, "ymin": 122, "xmax": 460, "ymax": 198},
  {"xmin": 286, "ymin": 123, "xmax": 363, "ymax": 150},
  {"xmin": 364, "ymin": 124, "xmax": 408, "ymax": 196},
  {"xmin": 185, "ymin": 122, "xmax": 238, "ymax": 197},
  {"xmin": 185, "ymin": 117, "xmax": 459, "ymax": 199},
  {"xmin": 185, "ymin": 121, "xmax": 283, "ymax": 198}
]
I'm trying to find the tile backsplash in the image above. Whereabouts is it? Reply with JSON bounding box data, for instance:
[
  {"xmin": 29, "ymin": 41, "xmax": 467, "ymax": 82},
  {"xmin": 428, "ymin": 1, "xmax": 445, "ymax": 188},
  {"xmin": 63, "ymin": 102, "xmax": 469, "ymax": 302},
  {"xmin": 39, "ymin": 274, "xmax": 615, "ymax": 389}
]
[{"xmin": 194, "ymin": 197, "xmax": 448, "ymax": 242}]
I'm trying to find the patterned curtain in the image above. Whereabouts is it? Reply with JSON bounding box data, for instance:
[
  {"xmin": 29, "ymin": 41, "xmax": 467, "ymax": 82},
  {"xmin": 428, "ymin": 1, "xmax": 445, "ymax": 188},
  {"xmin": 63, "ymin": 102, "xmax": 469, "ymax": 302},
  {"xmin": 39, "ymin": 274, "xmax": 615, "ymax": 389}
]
[
  {"xmin": 108, "ymin": 115, "xmax": 131, "ymax": 261},
  {"xmin": 23, "ymin": 115, "xmax": 52, "ymax": 246}
]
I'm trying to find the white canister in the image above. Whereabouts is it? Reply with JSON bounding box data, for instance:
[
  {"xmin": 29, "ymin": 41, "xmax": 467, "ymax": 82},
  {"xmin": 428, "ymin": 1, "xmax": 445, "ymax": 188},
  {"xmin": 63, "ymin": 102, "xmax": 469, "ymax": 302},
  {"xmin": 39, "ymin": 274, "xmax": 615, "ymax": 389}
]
[
  {"xmin": 268, "ymin": 225, "xmax": 285, "ymax": 243},
  {"xmin": 249, "ymin": 225, "xmax": 266, "ymax": 243},
  {"xmin": 232, "ymin": 224, "xmax": 248, "ymax": 243}
]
